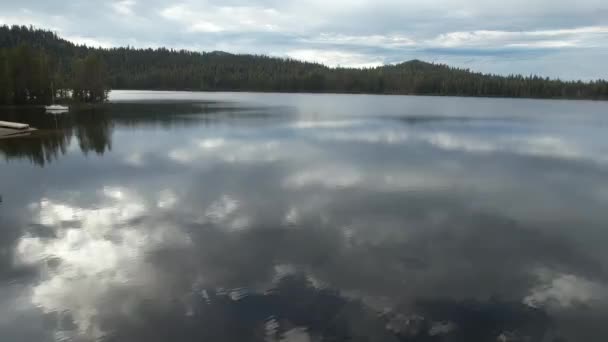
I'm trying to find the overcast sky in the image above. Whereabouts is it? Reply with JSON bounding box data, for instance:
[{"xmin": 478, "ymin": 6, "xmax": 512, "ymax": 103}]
[{"xmin": 1, "ymin": 0, "xmax": 608, "ymax": 79}]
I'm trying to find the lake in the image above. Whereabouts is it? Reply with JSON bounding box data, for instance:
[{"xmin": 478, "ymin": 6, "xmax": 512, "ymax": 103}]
[{"xmin": 1, "ymin": 91, "xmax": 608, "ymax": 342}]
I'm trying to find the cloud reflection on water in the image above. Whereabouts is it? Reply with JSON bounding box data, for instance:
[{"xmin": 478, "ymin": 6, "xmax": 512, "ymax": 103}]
[{"xmin": 1, "ymin": 92, "xmax": 608, "ymax": 341}]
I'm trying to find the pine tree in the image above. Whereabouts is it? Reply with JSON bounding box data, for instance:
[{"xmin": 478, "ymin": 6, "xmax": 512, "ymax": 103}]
[
  {"xmin": 0, "ymin": 25, "xmax": 607, "ymax": 102},
  {"xmin": 72, "ymin": 54, "xmax": 109, "ymax": 103},
  {"xmin": 0, "ymin": 49, "xmax": 12, "ymax": 104}
]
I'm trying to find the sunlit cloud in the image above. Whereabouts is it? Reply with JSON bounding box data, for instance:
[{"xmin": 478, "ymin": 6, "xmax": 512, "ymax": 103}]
[
  {"xmin": 204, "ymin": 195, "xmax": 239, "ymax": 222},
  {"xmin": 111, "ymin": 0, "xmax": 137, "ymax": 16},
  {"xmin": 428, "ymin": 26, "xmax": 608, "ymax": 49},
  {"xmin": 421, "ymin": 132, "xmax": 604, "ymax": 163},
  {"xmin": 283, "ymin": 207, "xmax": 300, "ymax": 225},
  {"xmin": 305, "ymin": 33, "xmax": 416, "ymax": 48},
  {"xmin": 157, "ymin": 189, "xmax": 178, "ymax": 209},
  {"xmin": 286, "ymin": 49, "xmax": 384, "ymax": 68},
  {"xmin": 290, "ymin": 120, "xmax": 364, "ymax": 129},
  {"xmin": 196, "ymin": 138, "xmax": 226, "ymax": 149},
  {"xmin": 279, "ymin": 327, "xmax": 313, "ymax": 342},
  {"xmin": 14, "ymin": 187, "xmax": 191, "ymax": 338},
  {"xmin": 168, "ymin": 136, "xmax": 310, "ymax": 165},
  {"xmin": 123, "ymin": 151, "xmax": 145, "ymax": 166},
  {"xmin": 309, "ymin": 124, "xmax": 608, "ymax": 164},
  {"xmin": 283, "ymin": 165, "xmax": 363, "ymax": 189},
  {"xmin": 313, "ymin": 129, "xmax": 410, "ymax": 144},
  {"xmin": 61, "ymin": 35, "xmax": 114, "ymax": 48},
  {"xmin": 168, "ymin": 148, "xmax": 196, "ymax": 163},
  {"xmin": 525, "ymin": 268, "xmax": 608, "ymax": 308},
  {"xmin": 0, "ymin": 11, "xmax": 57, "ymax": 32},
  {"xmin": 160, "ymin": 3, "xmax": 288, "ymax": 33}
]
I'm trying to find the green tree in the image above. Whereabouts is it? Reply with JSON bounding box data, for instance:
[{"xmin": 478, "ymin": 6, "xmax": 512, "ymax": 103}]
[
  {"xmin": 72, "ymin": 54, "xmax": 109, "ymax": 103},
  {"xmin": 0, "ymin": 25, "xmax": 606, "ymax": 102},
  {"xmin": 0, "ymin": 49, "xmax": 13, "ymax": 104},
  {"xmin": 10, "ymin": 45, "xmax": 32, "ymax": 104},
  {"xmin": 30, "ymin": 49, "xmax": 53, "ymax": 104},
  {"xmin": 2, "ymin": 44, "xmax": 53, "ymax": 105}
]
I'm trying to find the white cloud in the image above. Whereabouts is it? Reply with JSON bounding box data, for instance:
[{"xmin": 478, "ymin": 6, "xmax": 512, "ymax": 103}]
[
  {"xmin": 157, "ymin": 189, "xmax": 178, "ymax": 209},
  {"xmin": 283, "ymin": 165, "xmax": 362, "ymax": 189},
  {"xmin": 309, "ymin": 123, "xmax": 608, "ymax": 163},
  {"xmin": 205, "ymin": 195, "xmax": 239, "ymax": 222},
  {"xmin": 283, "ymin": 207, "xmax": 300, "ymax": 225},
  {"xmin": 197, "ymin": 138, "xmax": 226, "ymax": 149},
  {"xmin": 306, "ymin": 33, "xmax": 416, "ymax": 48},
  {"xmin": 111, "ymin": 0, "xmax": 136, "ymax": 16},
  {"xmin": 507, "ymin": 41, "xmax": 578, "ymax": 48},
  {"xmin": 0, "ymin": 11, "xmax": 58, "ymax": 32},
  {"xmin": 313, "ymin": 129, "xmax": 410, "ymax": 144},
  {"xmin": 14, "ymin": 188, "xmax": 190, "ymax": 338},
  {"xmin": 280, "ymin": 327, "xmax": 312, "ymax": 342},
  {"xmin": 62, "ymin": 35, "xmax": 114, "ymax": 48},
  {"xmin": 425, "ymin": 132, "xmax": 495, "ymax": 153},
  {"xmin": 526, "ymin": 26, "xmax": 608, "ymax": 36},
  {"xmin": 160, "ymin": 4, "xmax": 288, "ymax": 33},
  {"xmin": 285, "ymin": 49, "xmax": 383, "ymax": 68},
  {"xmin": 124, "ymin": 151, "xmax": 144, "ymax": 166},
  {"xmin": 428, "ymin": 26, "xmax": 608, "ymax": 49},
  {"xmin": 168, "ymin": 148, "xmax": 196, "ymax": 163},
  {"xmin": 421, "ymin": 132, "xmax": 604, "ymax": 162},
  {"xmin": 169, "ymin": 137, "xmax": 297, "ymax": 164},
  {"xmin": 525, "ymin": 269, "xmax": 608, "ymax": 308},
  {"xmin": 190, "ymin": 21, "xmax": 224, "ymax": 33},
  {"xmin": 291, "ymin": 120, "xmax": 363, "ymax": 129},
  {"xmin": 198, "ymin": 195, "xmax": 252, "ymax": 231}
]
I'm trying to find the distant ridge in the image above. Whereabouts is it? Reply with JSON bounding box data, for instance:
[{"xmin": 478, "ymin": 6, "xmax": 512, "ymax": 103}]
[{"xmin": 1, "ymin": 25, "xmax": 607, "ymax": 100}]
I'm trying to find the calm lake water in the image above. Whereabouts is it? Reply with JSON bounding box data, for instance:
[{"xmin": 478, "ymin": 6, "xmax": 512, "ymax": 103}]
[{"xmin": 1, "ymin": 91, "xmax": 608, "ymax": 342}]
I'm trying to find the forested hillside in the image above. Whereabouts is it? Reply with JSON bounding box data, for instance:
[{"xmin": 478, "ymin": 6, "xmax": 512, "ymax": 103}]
[
  {"xmin": 1, "ymin": 25, "xmax": 607, "ymax": 103},
  {"xmin": 0, "ymin": 26, "xmax": 109, "ymax": 105}
]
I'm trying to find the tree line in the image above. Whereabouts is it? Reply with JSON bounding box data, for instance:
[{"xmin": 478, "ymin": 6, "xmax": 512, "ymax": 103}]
[
  {"xmin": 1, "ymin": 25, "xmax": 608, "ymax": 101},
  {"xmin": 0, "ymin": 29, "xmax": 109, "ymax": 105}
]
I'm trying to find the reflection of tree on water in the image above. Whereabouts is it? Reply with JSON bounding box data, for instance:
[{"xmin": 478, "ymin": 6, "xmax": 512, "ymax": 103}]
[
  {"xmin": 0, "ymin": 129, "xmax": 72, "ymax": 166},
  {"xmin": 402, "ymin": 298, "xmax": 552, "ymax": 342},
  {"xmin": 96, "ymin": 274, "xmax": 554, "ymax": 342},
  {"xmin": 73, "ymin": 109, "xmax": 113, "ymax": 155},
  {"xmin": 0, "ymin": 102, "xmax": 282, "ymax": 166},
  {"xmin": 0, "ymin": 107, "xmax": 112, "ymax": 166}
]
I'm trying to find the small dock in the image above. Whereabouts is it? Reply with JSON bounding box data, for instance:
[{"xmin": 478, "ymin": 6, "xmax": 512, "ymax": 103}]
[{"xmin": 0, "ymin": 121, "xmax": 37, "ymax": 139}]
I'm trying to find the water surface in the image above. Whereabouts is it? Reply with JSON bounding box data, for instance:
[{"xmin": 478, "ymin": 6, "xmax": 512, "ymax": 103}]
[{"xmin": 1, "ymin": 91, "xmax": 608, "ymax": 342}]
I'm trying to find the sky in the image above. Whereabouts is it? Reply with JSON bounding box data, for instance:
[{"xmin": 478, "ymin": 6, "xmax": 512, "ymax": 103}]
[{"xmin": 1, "ymin": 0, "xmax": 608, "ymax": 79}]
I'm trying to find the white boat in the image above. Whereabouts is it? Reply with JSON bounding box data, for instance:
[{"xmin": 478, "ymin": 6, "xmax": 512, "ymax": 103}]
[
  {"xmin": 45, "ymin": 104, "xmax": 69, "ymax": 114},
  {"xmin": 46, "ymin": 83, "xmax": 69, "ymax": 114}
]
